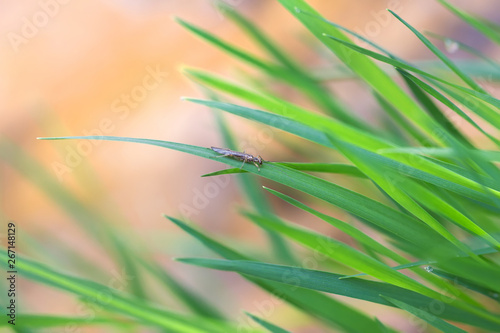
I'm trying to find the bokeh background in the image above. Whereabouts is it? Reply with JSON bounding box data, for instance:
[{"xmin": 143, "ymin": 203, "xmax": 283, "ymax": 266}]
[{"xmin": 2, "ymin": 0, "xmax": 499, "ymax": 332}]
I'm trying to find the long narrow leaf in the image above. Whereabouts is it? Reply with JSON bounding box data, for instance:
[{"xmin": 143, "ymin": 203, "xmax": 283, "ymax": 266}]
[
  {"xmin": 176, "ymin": 258, "xmax": 500, "ymax": 330},
  {"xmin": 38, "ymin": 136, "xmax": 458, "ymax": 258},
  {"xmin": 0, "ymin": 251, "xmax": 236, "ymax": 333},
  {"xmin": 380, "ymin": 295, "xmax": 468, "ymax": 333},
  {"xmin": 166, "ymin": 216, "xmax": 388, "ymax": 332},
  {"xmin": 389, "ymin": 10, "xmax": 486, "ymax": 93}
]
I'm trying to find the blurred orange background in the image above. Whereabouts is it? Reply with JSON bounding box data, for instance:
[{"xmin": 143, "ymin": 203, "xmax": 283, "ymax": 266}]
[{"xmin": 1, "ymin": 0, "xmax": 499, "ymax": 332}]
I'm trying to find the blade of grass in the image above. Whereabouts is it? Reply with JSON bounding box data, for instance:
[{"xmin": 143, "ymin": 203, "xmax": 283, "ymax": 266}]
[
  {"xmin": 166, "ymin": 216, "xmax": 389, "ymax": 332},
  {"xmin": 0, "ymin": 140, "xmax": 148, "ymax": 299},
  {"xmin": 426, "ymin": 267, "xmax": 500, "ymax": 302},
  {"xmin": 243, "ymin": 212, "xmax": 452, "ymax": 299},
  {"xmin": 380, "ymin": 295, "xmax": 468, "ymax": 333},
  {"xmin": 264, "ymin": 185, "xmax": 487, "ymax": 308},
  {"xmin": 435, "ymin": 257, "xmax": 500, "ymax": 295},
  {"xmin": 0, "ymin": 251, "xmax": 237, "ymax": 333},
  {"xmin": 397, "ymin": 70, "xmax": 500, "ymax": 147},
  {"xmin": 398, "ymin": 70, "xmax": 472, "ymax": 147},
  {"xmin": 183, "ymin": 69, "xmax": 393, "ymax": 148},
  {"xmin": 263, "ymin": 187, "xmax": 407, "ymax": 264},
  {"xmin": 140, "ymin": 261, "xmax": 225, "ymax": 320},
  {"xmin": 176, "ymin": 18, "xmax": 364, "ymax": 127},
  {"xmin": 218, "ymin": 2, "xmax": 375, "ymax": 132},
  {"xmin": 245, "ymin": 312, "xmax": 291, "ymax": 333},
  {"xmin": 322, "ymin": 35, "xmax": 500, "ymax": 126},
  {"xmin": 438, "ymin": 0, "xmax": 500, "ymax": 45},
  {"xmin": 184, "ymin": 92, "xmax": 500, "ymax": 203},
  {"xmin": 216, "ymin": 2, "xmax": 303, "ymax": 74},
  {"xmin": 426, "ymin": 32, "xmax": 500, "ymax": 70},
  {"xmin": 0, "ymin": 315, "xmax": 133, "ymax": 330},
  {"xmin": 202, "ymin": 163, "xmax": 366, "ymax": 178},
  {"xmin": 373, "ymin": 91, "xmax": 431, "ymax": 145},
  {"xmin": 176, "ymin": 258, "xmax": 500, "ymax": 329},
  {"xmin": 327, "ymin": 135, "xmax": 500, "ymax": 251},
  {"xmin": 208, "ymin": 92, "xmax": 295, "ymax": 265},
  {"xmin": 38, "ymin": 136, "xmax": 460, "ymax": 258},
  {"xmin": 378, "ymin": 147, "xmax": 500, "ymax": 163},
  {"xmin": 276, "ymin": 163, "xmax": 366, "ymax": 177},
  {"xmin": 389, "ymin": 10, "xmax": 486, "ymax": 93},
  {"xmin": 341, "ymin": 245, "xmax": 498, "ymax": 279},
  {"xmin": 278, "ymin": 0, "xmax": 447, "ymax": 145}
]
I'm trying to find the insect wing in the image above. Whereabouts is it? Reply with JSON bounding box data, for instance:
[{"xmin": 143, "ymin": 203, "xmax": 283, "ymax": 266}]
[{"xmin": 211, "ymin": 147, "xmax": 231, "ymax": 155}]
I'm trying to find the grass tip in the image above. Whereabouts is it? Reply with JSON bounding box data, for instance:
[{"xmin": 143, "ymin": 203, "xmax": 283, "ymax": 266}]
[{"xmin": 173, "ymin": 16, "xmax": 184, "ymax": 24}]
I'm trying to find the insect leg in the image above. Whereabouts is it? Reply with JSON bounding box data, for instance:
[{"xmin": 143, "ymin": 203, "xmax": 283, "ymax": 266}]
[{"xmin": 239, "ymin": 159, "xmax": 246, "ymax": 169}]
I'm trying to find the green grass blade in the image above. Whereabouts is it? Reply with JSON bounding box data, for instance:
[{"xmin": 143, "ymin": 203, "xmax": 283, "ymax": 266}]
[
  {"xmin": 38, "ymin": 136, "xmax": 458, "ymax": 257},
  {"xmin": 373, "ymin": 91, "xmax": 431, "ymax": 145},
  {"xmin": 397, "ymin": 70, "xmax": 500, "ymax": 145},
  {"xmin": 380, "ymin": 296, "xmax": 468, "ymax": 333},
  {"xmin": 176, "ymin": 258, "xmax": 500, "ymax": 330},
  {"xmin": 218, "ymin": 3, "xmax": 374, "ymax": 131},
  {"xmin": 166, "ymin": 216, "xmax": 388, "ymax": 332},
  {"xmin": 140, "ymin": 261, "xmax": 225, "ymax": 320},
  {"xmin": 341, "ymin": 245, "xmax": 497, "ymax": 279},
  {"xmin": 436, "ymin": 258, "xmax": 500, "ymax": 295},
  {"xmin": 426, "ymin": 32, "xmax": 500, "ymax": 70},
  {"xmin": 379, "ymin": 147, "xmax": 500, "ymax": 164},
  {"xmin": 185, "ymin": 80, "xmax": 500, "ymax": 200},
  {"xmin": 398, "ymin": 70, "xmax": 472, "ymax": 146},
  {"xmin": 324, "ymin": 136, "xmax": 500, "ymax": 206},
  {"xmin": 263, "ymin": 187, "xmax": 407, "ymax": 264},
  {"xmin": 244, "ymin": 212, "xmax": 448, "ymax": 299},
  {"xmin": 278, "ymin": 0, "xmax": 444, "ymax": 143},
  {"xmin": 211, "ymin": 99, "xmax": 296, "ymax": 265},
  {"xmin": 327, "ymin": 135, "xmax": 500, "ymax": 250},
  {"xmin": 201, "ymin": 168, "xmax": 248, "ymax": 177},
  {"xmin": 323, "ymin": 35, "xmax": 500, "ymax": 121},
  {"xmin": 177, "ymin": 18, "xmax": 362, "ymax": 125},
  {"xmin": 0, "ymin": 140, "xmax": 148, "ymax": 299},
  {"xmin": 0, "ymin": 315, "xmax": 133, "ymax": 329},
  {"xmin": 438, "ymin": 0, "xmax": 500, "ymax": 45},
  {"xmin": 176, "ymin": 17, "xmax": 276, "ymax": 75},
  {"xmin": 277, "ymin": 163, "xmax": 366, "ymax": 177},
  {"xmin": 217, "ymin": 2, "xmax": 302, "ymax": 73},
  {"xmin": 245, "ymin": 312, "xmax": 291, "ymax": 333},
  {"xmin": 183, "ymin": 69, "xmax": 392, "ymax": 148},
  {"xmin": 389, "ymin": 10, "xmax": 486, "ymax": 93},
  {"xmin": 0, "ymin": 251, "xmax": 235, "ymax": 333},
  {"xmin": 184, "ymin": 97, "xmax": 497, "ymax": 197},
  {"xmin": 431, "ymin": 80, "xmax": 500, "ymax": 132},
  {"xmin": 203, "ymin": 163, "xmax": 366, "ymax": 178},
  {"xmin": 427, "ymin": 267, "xmax": 500, "ymax": 302}
]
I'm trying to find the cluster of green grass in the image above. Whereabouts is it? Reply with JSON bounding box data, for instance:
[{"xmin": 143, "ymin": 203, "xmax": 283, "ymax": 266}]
[{"xmin": 2, "ymin": 0, "xmax": 500, "ymax": 331}]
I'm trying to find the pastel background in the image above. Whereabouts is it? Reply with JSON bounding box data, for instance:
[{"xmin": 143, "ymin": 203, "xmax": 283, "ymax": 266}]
[{"xmin": 1, "ymin": 1, "xmax": 499, "ymax": 332}]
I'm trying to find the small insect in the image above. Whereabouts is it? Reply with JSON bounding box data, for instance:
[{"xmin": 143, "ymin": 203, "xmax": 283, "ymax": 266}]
[{"xmin": 211, "ymin": 147, "xmax": 263, "ymax": 171}]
